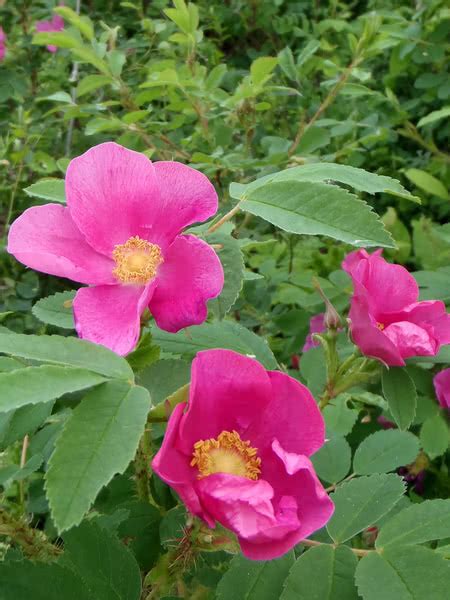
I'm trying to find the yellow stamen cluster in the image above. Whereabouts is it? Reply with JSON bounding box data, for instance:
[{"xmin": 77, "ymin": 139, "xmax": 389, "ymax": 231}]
[
  {"xmin": 377, "ymin": 322, "xmax": 385, "ymax": 331},
  {"xmin": 112, "ymin": 236, "xmax": 163, "ymax": 284},
  {"xmin": 191, "ymin": 430, "xmax": 261, "ymax": 480}
]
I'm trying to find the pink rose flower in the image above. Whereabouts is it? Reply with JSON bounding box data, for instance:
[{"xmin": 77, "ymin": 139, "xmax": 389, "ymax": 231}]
[
  {"xmin": 36, "ymin": 13, "xmax": 64, "ymax": 53},
  {"xmin": 302, "ymin": 313, "xmax": 325, "ymax": 352},
  {"xmin": 343, "ymin": 249, "xmax": 450, "ymax": 366},
  {"xmin": 0, "ymin": 27, "xmax": 6, "ymax": 61},
  {"xmin": 434, "ymin": 369, "xmax": 450, "ymax": 410},
  {"xmin": 8, "ymin": 142, "xmax": 224, "ymax": 355},
  {"xmin": 153, "ymin": 349, "xmax": 334, "ymax": 560}
]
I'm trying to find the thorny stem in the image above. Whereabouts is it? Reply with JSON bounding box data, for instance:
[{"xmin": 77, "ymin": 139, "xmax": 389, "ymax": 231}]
[
  {"xmin": 300, "ymin": 538, "xmax": 371, "ymax": 557},
  {"xmin": 0, "ymin": 507, "xmax": 61, "ymax": 561},
  {"xmin": 288, "ymin": 58, "xmax": 360, "ymax": 156},
  {"xmin": 134, "ymin": 421, "xmax": 158, "ymax": 507},
  {"xmin": 207, "ymin": 203, "xmax": 242, "ymax": 233}
]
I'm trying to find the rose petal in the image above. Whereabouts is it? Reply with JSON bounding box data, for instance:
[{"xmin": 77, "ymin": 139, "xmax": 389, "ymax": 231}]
[
  {"xmin": 7, "ymin": 204, "xmax": 115, "ymax": 285},
  {"xmin": 177, "ymin": 349, "xmax": 272, "ymax": 454},
  {"xmin": 383, "ymin": 321, "xmax": 437, "ymax": 359},
  {"xmin": 66, "ymin": 142, "xmax": 162, "ymax": 256},
  {"xmin": 149, "ymin": 234, "xmax": 223, "ymax": 333},
  {"xmin": 73, "ymin": 282, "xmax": 154, "ymax": 355},
  {"xmin": 152, "ymin": 161, "xmax": 218, "ymax": 241},
  {"xmin": 434, "ymin": 369, "xmax": 450, "ymax": 410},
  {"xmin": 246, "ymin": 370, "xmax": 325, "ymax": 457}
]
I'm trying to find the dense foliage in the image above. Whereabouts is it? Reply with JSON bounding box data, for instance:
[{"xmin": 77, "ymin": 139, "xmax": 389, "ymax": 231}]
[{"xmin": 1, "ymin": 1, "xmax": 450, "ymax": 598}]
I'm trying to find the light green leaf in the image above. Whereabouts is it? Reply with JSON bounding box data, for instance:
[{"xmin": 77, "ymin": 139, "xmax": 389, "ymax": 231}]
[
  {"xmin": 24, "ymin": 179, "xmax": 65, "ymax": 203},
  {"xmin": 376, "ymin": 499, "xmax": 450, "ymax": 549},
  {"xmin": 297, "ymin": 40, "xmax": 320, "ymax": 67},
  {"xmin": 230, "ymin": 162, "xmax": 419, "ymax": 203},
  {"xmin": 281, "ymin": 545, "xmax": 358, "ymax": 600},
  {"xmin": 323, "ymin": 394, "xmax": 358, "ymax": 437},
  {"xmin": 327, "ymin": 474, "xmax": 405, "ymax": 543},
  {"xmin": 0, "ymin": 454, "xmax": 43, "ymax": 487},
  {"xmin": 216, "ymin": 552, "xmax": 294, "ymax": 600},
  {"xmin": 355, "ymin": 546, "xmax": 450, "ymax": 600},
  {"xmin": 420, "ymin": 414, "xmax": 449, "ymax": 459},
  {"xmin": 0, "ymin": 333, "xmax": 133, "ymax": 380},
  {"xmin": 353, "ymin": 429, "xmax": 420, "ymax": 475},
  {"xmin": 55, "ymin": 7, "xmax": 94, "ymax": 41},
  {"xmin": 46, "ymin": 381, "xmax": 151, "ymax": 532},
  {"xmin": 151, "ymin": 321, "xmax": 277, "ymax": 369},
  {"xmin": 241, "ymin": 181, "xmax": 395, "ymax": 248},
  {"xmin": 208, "ymin": 233, "xmax": 244, "ymax": 319},
  {"xmin": 311, "ymin": 437, "xmax": 351, "ymax": 484},
  {"xmin": 32, "ymin": 291, "xmax": 75, "ymax": 329},
  {"xmin": 417, "ymin": 106, "xmax": 450, "ymax": 127},
  {"xmin": 71, "ymin": 47, "xmax": 111, "ymax": 75},
  {"xmin": 414, "ymin": 268, "xmax": 450, "ymax": 302},
  {"xmin": 381, "ymin": 368, "xmax": 417, "ymax": 430},
  {"xmin": 32, "ymin": 31, "xmax": 82, "ymax": 49},
  {"xmin": 62, "ymin": 520, "xmax": 141, "ymax": 600},
  {"xmin": 77, "ymin": 74, "xmax": 114, "ymax": 97},
  {"xmin": 0, "ymin": 366, "xmax": 106, "ymax": 412},
  {"xmin": 250, "ymin": 56, "xmax": 278, "ymax": 85},
  {"xmin": 278, "ymin": 47, "xmax": 298, "ymax": 82},
  {"xmin": 404, "ymin": 168, "xmax": 449, "ymax": 200}
]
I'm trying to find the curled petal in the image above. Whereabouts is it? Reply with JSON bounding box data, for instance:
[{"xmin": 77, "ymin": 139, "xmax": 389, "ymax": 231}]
[
  {"xmin": 149, "ymin": 235, "xmax": 224, "ymax": 333},
  {"xmin": 73, "ymin": 282, "xmax": 154, "ymax": 355},
  {"xmin": 7, "ymin": 204, "xmax": 115, "ymax": 285}
]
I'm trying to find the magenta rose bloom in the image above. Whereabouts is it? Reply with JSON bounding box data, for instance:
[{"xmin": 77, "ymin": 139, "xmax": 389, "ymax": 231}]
[
  {"xmin": 434, "ymin": 369, "xmax": 450, "ymax": 410},
  {"xmin": 0, "ymin": 27, "xmax": 6, "ymax": 61},
  {"xmin": 152, "ymin": 349, "xmax": 334, "ymax": 560},
  {"xmin": 343, "ymin": 249, "xmax": 450, "ymax": 366},
  {"xmin": 302, "ymin": 313, "xmax": 325, "ymax": 352},
  {"xmin": 8, "ymin": 142, "xmax": 224, "ymax": 355},
  {"xmin": 36, "ymin": 13, "xmax": 64, "ymax": 52}
]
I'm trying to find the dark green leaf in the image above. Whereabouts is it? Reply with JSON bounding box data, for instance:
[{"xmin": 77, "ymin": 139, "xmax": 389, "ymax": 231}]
[
  {"xmin": 32, "ymin": 291, "xmax": 75, "ymax": 329},
  {"xmin": 353, "ymin": 429, "xmax": 420, "ymax": 475},
  {"xmin": 311, "ymin": 437, "xmax": 351, "ymax": 484},
  {"xmin": 382, "ymin": 368, "xmax": 417, "ymax": 430}
]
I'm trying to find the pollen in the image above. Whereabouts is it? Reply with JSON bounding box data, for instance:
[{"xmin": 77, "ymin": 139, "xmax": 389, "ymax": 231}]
[
  {"xmin": 376, "ymin": 322, "xmax": 385, "ymax": 331},
  {"xmin": 112, "ymin": 236, "xmax": 163, "ymax": 284},
  {"xmin": 191, "ymin": 430, "xmax": 261, "ymax": 480}
]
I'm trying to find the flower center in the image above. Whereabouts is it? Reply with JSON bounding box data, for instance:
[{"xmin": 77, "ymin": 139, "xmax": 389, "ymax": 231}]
[
  {"xmin": 112, "ymin": 236, "xmax": 163, "ymax": 284},
  {"xmin": 377, "ymin": 322, "xmax": 385, "ymax": 331},
  {"xmin": 191, "ymin": 430, "xmax": 261, "ymax": 480}
]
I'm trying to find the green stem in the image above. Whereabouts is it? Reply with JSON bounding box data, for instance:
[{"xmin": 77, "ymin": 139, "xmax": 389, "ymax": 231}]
[{"xmin": 300, "ymin": 538, "xmax": 371, "ymax": 557}]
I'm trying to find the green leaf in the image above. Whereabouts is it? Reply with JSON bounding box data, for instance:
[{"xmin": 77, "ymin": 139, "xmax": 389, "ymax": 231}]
[
  {"xmin": 0, "ymin": 453, "xmax": 43, "ymax": 487},
  {"xmin": 230, "ymin": 162, "xmax": 419, "ymax": 203},
  {"xmin": 297, "ymin": 40, "xmax": 321, "ymax": 67},
  {"xmin": 0, "ymin": 561, "xmax": 91, "ymax": 600},
  {"xmin": 71, "ymin": 47, "xmax": 111, "ymax": 75},
  {"xmin": 32, "ymin": 291, "xmax": 75, "ymax": 329},
  {"xmin": 353, "ymin": 429, "xmax": 420, "ymax": 475},
  {"xmin": 376, "ymin": 499, "xmax": 450, "ymax": 549},
  {"xmin": 138, "ymin": 359, "xmax": 191, "ymax": 406},
  {"xmin": 216, "ymin": 552, "xmax": 294, "ymax": 600},
  {"xmin": 0, "ymin": 401, "xmax": 54, "ymax": 449},
  {"xmin": 278, "ymin": 47, "xmax": 298, "ymax": 82},
  {"xmin": 32, "ymin": 31, "xmax": 83, "ymax": 49},
  {"xmin": 414, "ymin": 268, "xmax": 450, "ymax": 302},
  {"xmin": 62, "ymin": 520, "xmax": 141, "ymax": 600},
  {"xmin": 355, "ymin": 546, "xmax": 450, "ymax": 600},
  {"xmin": 77, "ymin": 74, "xmax": 114, "ymax": 97},
  {"xmin": 241, "ymin": 181, "xmax": 395, "ymax": 248},
  {"xmin": 115, "ymin": 501, "xmax": 161, "ymax": 570},
  {"xmin": 417, "ymin": 106, "xmax": 450, "ymax": 127},
  {"xmin": 0, "ymin": 366, "xmax": 106, "ymax": 412},
  {"xmin": 0, "ymin": 333, "xmax": 133, "ymax": 380},
  {"xmin": 323, "ymin": 394, "xmax": 358, "ymax": 437},
  {"xmin": 151, "ymin": 321, "xmax": 277, "ymax": 369},
  {"xmin": 46, "ymin": 381, "xmax": 151, "ymax": 532},
  {"xmin": 55, "ymin": 7, "xmax": 94, "ymax": 41},
  {"xmin": 311, "ymin": 437, "xmax": 351, "ymax": 484},
  {"xmin": 382, "ymin": 368, "xmax": 417, "ymax": 430},
  {"xmin": 126, "ymin": 331, "xmax": 160, "ymax": 372},
  {"xmin": 420, "ymin": 413, "xmax": 449, "ymax": 459},
  {"xmin": 404, "ymin": 168, "xmax": 449, "ymax": 200},
  {"xmin": 280, "ymin": 545, "xmax": 358, "ymax": 600},
  {"xmin": 208, "ymin": 233, "xmax": 244, "ymax": 319},
  {"xmin": 250, "ymin": 56, "xmax": 278, "ymax": 86},
  {"xmin": 24, "ymin": 179, "xmax": 65, "ymax": 203},
  {"xmin": 327, "ymin": 474, "xmax": 405, "ymax": 543}
]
